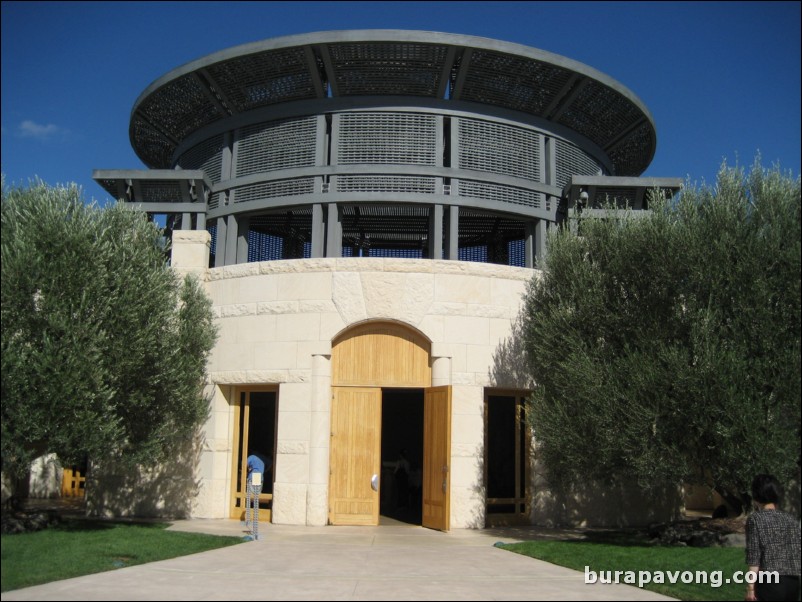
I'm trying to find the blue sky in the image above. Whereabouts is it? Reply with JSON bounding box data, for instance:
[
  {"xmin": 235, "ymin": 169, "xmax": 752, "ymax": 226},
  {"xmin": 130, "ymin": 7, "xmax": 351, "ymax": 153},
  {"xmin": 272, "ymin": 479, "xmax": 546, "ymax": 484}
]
[{"xmin": 2, "ymin": 1, "xmax": 800, "ymax": 205}]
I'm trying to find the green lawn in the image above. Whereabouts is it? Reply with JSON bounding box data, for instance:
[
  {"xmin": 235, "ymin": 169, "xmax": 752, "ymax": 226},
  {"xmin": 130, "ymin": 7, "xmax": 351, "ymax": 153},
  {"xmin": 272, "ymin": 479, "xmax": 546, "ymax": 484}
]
[
  {"xmin": 1, "ymin": 519, "xmax": 245, "ymax": 592},
  {"xmin": 500, "ymin": 532, "xmax": 746, "ymax": 601}
]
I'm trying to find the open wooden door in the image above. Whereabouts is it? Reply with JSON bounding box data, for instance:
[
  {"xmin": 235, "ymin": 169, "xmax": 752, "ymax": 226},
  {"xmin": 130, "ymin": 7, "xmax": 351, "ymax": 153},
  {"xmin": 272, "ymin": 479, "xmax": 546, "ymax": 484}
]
[
  {"xmin": 329, "ymin": 387, "xmax": 382, "ymax": 525},
  {"xmin": 422, "ymin": 386, "xmax": 451, "ymax": 531}
]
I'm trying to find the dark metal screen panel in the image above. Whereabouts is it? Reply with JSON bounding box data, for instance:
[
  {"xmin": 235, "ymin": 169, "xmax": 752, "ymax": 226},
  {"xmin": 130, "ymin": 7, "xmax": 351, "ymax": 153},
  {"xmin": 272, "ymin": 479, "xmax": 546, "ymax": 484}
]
[
  {"xmin": 508, "ymin": 239, "xmax": 525, "ymax": 267},
  {"xmin": 457, "ymin": 207, "xmax": 526, "ymax": 267},
  {"xmin": 234, "ymin": 178, "xmax": 316, "ymax": 203},
  {"xmin": 458, "ymin": 118, "xmax": 540, "ymax": 181},
  {"xmin": 368, "ymin": 248, "xmax": 424, "ymax": 258},
  {"xmin": 236, "ymin": 117, "xmax": 318, "ymax": 177},
  {"xmin": 605, "ymin": 121, "xmax": 655, "ymax": 177},
  {"xmin": 459, "ymin": 50, "xmax": 573, "ymax": 114},
  {"xmin": 336, "ymin": 112, "xmax": 438, "ymax": 165},
  {"xmin": 248, "ymin": 208, "xmax": 313, "ymax": 261},
  {"xmin": 592, "ymin": 188, "xmax": 638, "ymax": 208},
  {"xmin": 458, "ymin": 180, "xmax": 544, "ymax": 210},
  {"xmin": 247, "ymin": 230, "xmax": 284, "ymax": 262},
  {"xmin": 555, "ymin": 139, "xmax": 602, "ymax": 189},
  {"xmin": 139, "ymin": 180, "xmax": 184, "ymax": 203},
  {"xmin": 556, "ymin": 79, "xmax": 643, "ymax": 150},
  {"xmin": 327, "ymin": 42, "xmax": 448, "ymax": 96},
  {"xmin": 209, "ymin": 192, "xmax": 223, "ymax": 211},
  {"xmin": 459, "ymin": 245, "xmax": 488, "ymax": 263},
  {"xmin": 137, "ymin": 74, "xmax": 222, "ymax": 144},
  {"xmin": 207, "ymin": 223, "xmax": 217, "ymax": 262},
  {"xmin": 178, "ymin": 135, "xmax": 225, "ymax": 183},
  {"xmin": 205, "ymin": 47, "xmax": 317, "ymax": 112},
  {"xmin": 335, "ymin": 175, "xmax": 437, "ymax": 194},
  {"xmin": 130, "ymin": 116, "xmax": 176, "ymax": 170}
]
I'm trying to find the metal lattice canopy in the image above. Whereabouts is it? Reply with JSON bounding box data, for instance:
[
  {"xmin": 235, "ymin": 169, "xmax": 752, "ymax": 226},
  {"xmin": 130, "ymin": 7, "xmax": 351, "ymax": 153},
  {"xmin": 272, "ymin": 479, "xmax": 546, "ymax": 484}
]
[{"xmin": 130, "ymin": 30, "xmax": 657, "ymax": 176}]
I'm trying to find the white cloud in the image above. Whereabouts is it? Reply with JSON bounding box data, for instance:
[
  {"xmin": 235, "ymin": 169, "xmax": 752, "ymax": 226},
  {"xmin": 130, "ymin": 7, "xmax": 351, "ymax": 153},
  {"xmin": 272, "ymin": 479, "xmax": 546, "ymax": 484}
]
[{"xmin": 17, "ymin": 120, "xmax": 67, "ymax": 141}]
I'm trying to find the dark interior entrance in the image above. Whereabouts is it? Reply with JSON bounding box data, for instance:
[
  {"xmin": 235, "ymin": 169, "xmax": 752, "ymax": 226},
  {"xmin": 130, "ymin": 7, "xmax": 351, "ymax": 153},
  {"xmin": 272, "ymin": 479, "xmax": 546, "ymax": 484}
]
[
  {"xmin": 485, "ymin": 392, "xmax": 528, "ymax": 525},
  {"xmin": 232, "ymin": 390, "xmax": 277, "ymax": 520},
  {"xmin": 380, "ymin": 388, "xmax": 423, "ymax": 524}
]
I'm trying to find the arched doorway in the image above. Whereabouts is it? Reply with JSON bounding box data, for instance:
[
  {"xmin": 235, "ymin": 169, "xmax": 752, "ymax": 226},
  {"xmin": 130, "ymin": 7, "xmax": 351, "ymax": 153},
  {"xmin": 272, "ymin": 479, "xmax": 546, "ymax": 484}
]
[{"xmin": 329, "ymin": 321, "xmax": 451, "ymax": 531}]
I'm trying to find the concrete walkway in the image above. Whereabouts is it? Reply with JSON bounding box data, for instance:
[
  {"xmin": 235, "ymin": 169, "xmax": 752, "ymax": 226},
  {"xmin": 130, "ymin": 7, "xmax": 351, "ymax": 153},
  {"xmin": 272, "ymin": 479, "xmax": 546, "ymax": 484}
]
[{"xmin": 1, "ymin": 519, "xmax": 675, "ymax": 601}]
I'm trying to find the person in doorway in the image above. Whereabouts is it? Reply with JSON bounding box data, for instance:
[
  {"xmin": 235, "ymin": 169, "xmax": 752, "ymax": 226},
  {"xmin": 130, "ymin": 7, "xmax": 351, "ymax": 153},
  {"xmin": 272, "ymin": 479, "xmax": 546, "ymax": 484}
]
[
  {"xmin": 394, "ymin": 449, "xmax": 411, "ymax": 509},
  {"xmin": 247, "ymin": 451, "xmax": 271, "ymax": 491},
  {"xmin": 246, "ymin": 451, "xmax": 270, "ymax": 527},
  {"xmin": 744, "ymin": 474, "xmax": 801, "ymax": 601}
]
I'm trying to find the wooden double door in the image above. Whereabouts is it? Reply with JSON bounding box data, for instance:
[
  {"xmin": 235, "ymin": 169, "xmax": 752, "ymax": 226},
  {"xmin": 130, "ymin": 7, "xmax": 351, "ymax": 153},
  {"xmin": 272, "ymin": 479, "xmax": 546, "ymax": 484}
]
[{"xmin": 329, "ymin": 386, "xmax": 451, "ymax": 531}]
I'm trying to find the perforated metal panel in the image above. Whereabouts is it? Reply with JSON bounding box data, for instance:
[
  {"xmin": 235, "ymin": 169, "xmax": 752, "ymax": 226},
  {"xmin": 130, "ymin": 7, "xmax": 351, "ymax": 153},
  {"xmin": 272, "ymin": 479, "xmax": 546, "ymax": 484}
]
[
  {"xmin": 205, "ymin": 47, "xmax": 317, "ymax": 112},
  {"xmin": 178, "ymin": 135, "xmax": 225, "ymax": 183},
  {"xmin": 590, "ymin": 188, "xmax": 638, "ymax": 208},
  {"xmin": 97, "ymin": 179, "xmax": 123, "ymax": 200},
  {"xmin": 234, "ymin": 178, "xmax": 315, "ymax": 204},
  {"xmin": 459, "ymin": 50, "xmax": 573, "ymax": 114},
  {"xmin": 137, "ymin": 74, "xmax": 222, "ymax": 145},
  {"xmin": 369, "ymin": 248, "xmax": 425, "ymax": 258},
  {"xmin": 127, "ymin": 32, "xmax": 658, "ymax": 176},
  {"xmin": 336, "ymin": 113, "xmax": 437, "ymax": 165},
  {"xmin": 327, "ymin": 42, "xmax": 448, "ymax": 96},
  {"xmin": 207, "ymin": 223, "xmax": 217, "ymax": 262},
  {"xmin": 247, "ymin": 231, "xmax": 285, "ymax": 261},
  {"xmin": 130, "ymin": 116, "xmax": 176, "ymax": 171},
  {"xmin": 555, "ymin": 138, "xmax": 603, "ymax": 189},
  {"xmin": 508, "ymin": 239, "xmax": 526, "ymax": 267},
  {"xmin": 556, "ymin": 79, "xmax": 643, "ymax": 149},
  {"xmin": 236, "ymin": 117, "xmax": 318, "ymax": 177},
  {"xmin": 459, "ymin": 245, "xmax": 488, "ymax": 263},
  {"xmin": 606, "ymin": 121, "xmax": 654, "ymax": 177},
  {"xmin": 139, "ymin": 180, "xmax": 184, "ymax": 203},
  {"xmin": 106, "ymin": 32, "xmax": 674, "ymax": 271},
  {"xmin": 247, "ymin": 207, "xmax": 313, "ymax": 261},
  {"xmin": 208, "ymin": 193, "xmax": 223, "ymax": 211},
  {"xmin": 335, "ymin": 175, "xmax": 437, "ymax": 194},
  {"xmin": 458, "ymin": 180, "xmax": 544, "ymax": 210},
  {"xmin": 458, "ymin": 118, "xmax": 540, "ymax": 181},
  {"xmin": 457, "ymin": 207, "xmax": 527, "ymax": 266}
]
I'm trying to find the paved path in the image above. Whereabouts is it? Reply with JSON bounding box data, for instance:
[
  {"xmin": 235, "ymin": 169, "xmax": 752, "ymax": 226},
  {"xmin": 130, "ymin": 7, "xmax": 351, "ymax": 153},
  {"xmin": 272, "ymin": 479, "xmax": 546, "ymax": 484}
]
[{"xmin": 1, "ymin": 520, "xmax": 675, "ymax": 601}]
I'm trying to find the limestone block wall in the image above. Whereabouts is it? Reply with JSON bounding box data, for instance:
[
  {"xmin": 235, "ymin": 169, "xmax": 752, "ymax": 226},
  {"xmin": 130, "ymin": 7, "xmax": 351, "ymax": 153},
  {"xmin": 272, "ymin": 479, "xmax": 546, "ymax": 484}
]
[
  {"xmin": 196, "ymin": 257, "xmax": 533, "ymax": 525},
  {"xmin": 172, "ymin": 236, "xmax": 681, "ymax": 528}
]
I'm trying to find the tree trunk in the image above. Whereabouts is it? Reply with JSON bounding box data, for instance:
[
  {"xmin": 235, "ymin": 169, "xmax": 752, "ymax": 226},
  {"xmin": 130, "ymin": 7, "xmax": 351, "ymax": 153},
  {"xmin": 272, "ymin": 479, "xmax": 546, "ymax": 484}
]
[{"xmin": 714, "ymin": 485, "xmax": 749, "ymax": 516}]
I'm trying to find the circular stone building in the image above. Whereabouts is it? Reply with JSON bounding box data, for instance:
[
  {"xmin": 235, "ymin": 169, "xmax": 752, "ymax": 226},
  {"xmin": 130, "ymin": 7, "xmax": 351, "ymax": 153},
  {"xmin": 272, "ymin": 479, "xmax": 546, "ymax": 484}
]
[{"xmin": 93, "ymin": 31, "xmax": 681, "ymax": 529}]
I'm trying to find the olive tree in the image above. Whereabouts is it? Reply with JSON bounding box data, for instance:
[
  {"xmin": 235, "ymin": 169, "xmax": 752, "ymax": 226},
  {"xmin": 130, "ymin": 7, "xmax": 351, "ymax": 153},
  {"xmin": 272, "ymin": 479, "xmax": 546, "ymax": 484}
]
[
  {"xmin": 1, "ymin": 179, "xmax": 217, "ymax": 483},
  {"xmin": 522, "ymin": 161, "xmax": 801, "ymax": 513}
]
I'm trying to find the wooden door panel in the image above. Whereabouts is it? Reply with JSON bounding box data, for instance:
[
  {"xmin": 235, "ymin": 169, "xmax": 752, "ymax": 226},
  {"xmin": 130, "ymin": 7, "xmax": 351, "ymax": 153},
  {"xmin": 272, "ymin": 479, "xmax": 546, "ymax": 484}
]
[
  {"xmin": 329, "ymin": 387, "xmax": 381, "ymax": 525},
  {"xmin": 423, "ymin": 386, "xmax": 451, "ymax": 531}
]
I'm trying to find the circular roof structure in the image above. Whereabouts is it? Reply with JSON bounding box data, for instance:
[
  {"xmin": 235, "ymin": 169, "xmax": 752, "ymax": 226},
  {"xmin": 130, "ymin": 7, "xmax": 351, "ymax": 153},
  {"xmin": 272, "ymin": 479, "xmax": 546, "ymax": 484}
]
[{"xmin": 130, "ymin": 30, "xmax": 657, "ymax": 177}]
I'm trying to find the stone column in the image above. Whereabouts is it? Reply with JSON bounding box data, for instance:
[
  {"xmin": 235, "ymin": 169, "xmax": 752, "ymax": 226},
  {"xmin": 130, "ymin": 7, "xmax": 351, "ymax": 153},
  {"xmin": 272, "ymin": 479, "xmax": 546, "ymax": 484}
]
[
  {"xmin": 431, "ymin": 344, "xmax": 452, "ymax": 387},
  {"xmin": 307, "ymin": 347, "xmax": 332, "ymax": 525},
  {"xmin": 171, "ymin": 230, "xmax": 210, "ymax": 280}
]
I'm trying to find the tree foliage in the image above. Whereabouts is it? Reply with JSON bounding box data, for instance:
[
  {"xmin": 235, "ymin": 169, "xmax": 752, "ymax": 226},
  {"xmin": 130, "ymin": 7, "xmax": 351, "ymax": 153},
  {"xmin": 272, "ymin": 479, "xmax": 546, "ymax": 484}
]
[
  {"xmin": 1, "ymin": 179, "xmax": 217, "ymax": 479},
  {"xmin": 522, "ymin": 161, "xmax": 801, "ymax": 512}
]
